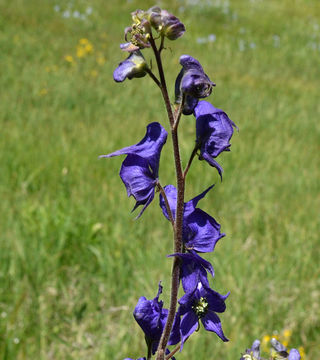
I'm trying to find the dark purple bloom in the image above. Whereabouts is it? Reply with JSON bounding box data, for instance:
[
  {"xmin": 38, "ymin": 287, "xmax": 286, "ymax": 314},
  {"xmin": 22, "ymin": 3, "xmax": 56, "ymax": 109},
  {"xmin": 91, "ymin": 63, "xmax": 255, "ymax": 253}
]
[
  {"xmin": 133, "ymin": 283, "xmax": 180, "ymax": 354},
  {"xmin": 240, "ymin": 339, "xmax": 261, "ymax": 360},
  {"xmin": 175, "ymin": 55, "xmax": 215, "ymax": 115},
  {"xmin": 168, "ymin": 251, "xmax": 214, "ymax": 293},
  {"xmin": 178, "ymin": 282, "xmax": 229, "ymax": 348},
  {"xmin": 159, "ymin": 185, "xmax": 225, "ymax": 252},
  {"xmin": 146, "ymin": 6, "xmax": 185, "ymax": 40},
  {"xmin": 124, "ymin": 358, "xmax": 146, "ymax": 360},
  {"xmin": 113, "ymin": 50, "xmax": 148, "ymax": 82},
  {"xmin": 100, "ymin": 122, "xmax": 167, "ymax": 217},
  {"xmin": 194, "ymin": 100, "xmax": 237, "ymax": 178},
  {"xmin": 288, "ymin": 349, "xmax": 301, "ymax": 360}
]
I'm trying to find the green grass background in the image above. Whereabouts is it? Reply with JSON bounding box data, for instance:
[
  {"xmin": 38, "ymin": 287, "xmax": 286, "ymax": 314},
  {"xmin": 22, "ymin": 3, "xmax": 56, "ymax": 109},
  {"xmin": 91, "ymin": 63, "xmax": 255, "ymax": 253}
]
[{"xmin": 0, "ymin": 0, "xmax": 319, "ymax": 359}]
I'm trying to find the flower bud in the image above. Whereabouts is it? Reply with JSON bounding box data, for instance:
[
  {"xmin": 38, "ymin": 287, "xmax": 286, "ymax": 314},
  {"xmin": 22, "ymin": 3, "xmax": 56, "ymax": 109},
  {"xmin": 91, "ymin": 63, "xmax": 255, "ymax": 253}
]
[{"xmin": 146, "ymin": 7, "xmax": 185, "ymax": 40}]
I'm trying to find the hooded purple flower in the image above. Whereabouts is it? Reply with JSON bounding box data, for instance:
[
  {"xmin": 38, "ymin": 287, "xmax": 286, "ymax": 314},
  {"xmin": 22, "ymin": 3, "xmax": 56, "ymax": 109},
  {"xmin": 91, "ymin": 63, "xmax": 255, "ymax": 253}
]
[
  {"xmin": 194, "ymin": 100, "xmax": 237, "ymax": 178},
  {"xmin": 175, "ymin": 55, "xmax": 215, "ymax": 115},
  {"xmin": 133, "ymin": 283, "xmax": 180, "ymax": 354},
  {"xmin": 168, "ymin": 251, "xmax": 214, "ymax": 293},
  {"xmin": 159, "ymin": 185, "xmax": 225, "ymax": 252},
  {"xmin": 178, "ymin": 282, "xmax": 229, "ymax": 348},
  {"xmin": 100, "ymin": 122, "xmax": 167, "ymax": 217},
  {"xmin": 113, "ymin": 50, "xmax": 148, "ymax": 82}
]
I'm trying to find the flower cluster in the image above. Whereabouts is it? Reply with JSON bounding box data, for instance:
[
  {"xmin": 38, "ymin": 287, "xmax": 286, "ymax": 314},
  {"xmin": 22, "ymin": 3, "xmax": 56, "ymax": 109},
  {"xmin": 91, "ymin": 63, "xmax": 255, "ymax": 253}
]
[
  {"xmin": 240, "ymin": 338, "xmax": 301, "ymax": 360},
  {"xmin": 102, "ymin": 6, "xmax": 238, "ymax": 360}
]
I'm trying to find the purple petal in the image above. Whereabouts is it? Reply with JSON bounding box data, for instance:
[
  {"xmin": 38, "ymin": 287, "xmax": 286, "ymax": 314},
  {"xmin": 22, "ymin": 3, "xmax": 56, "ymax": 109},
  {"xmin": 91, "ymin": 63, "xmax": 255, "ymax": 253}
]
[
  {"xmin": 169, "ymin": 252, "xmax": 214, "ymax": 293},
  {"xmin": 201, "ymin": 286, "xmax": 229, "ymax": 313},
  {"xmin": 118, "ymin": 155, "xmax": 156, "ymax": 218},
  {"xmin": 184, "ymin": 208, "xmax": 225, "ymax": 253},
  {"xmin": 180, "ymin": 311, "xmax": 199, "ymax": 349},
  {"xmin": 288, "ymin": 349, "xmax": 301, "ymax": 360},
  {"xmin": 159, "ymin": 184, "xmax": 177, "ymax": 220},
  {"xmin": 195, "ymin": 101, "xmax": 237, "ymax": 176},
  {"xmin": 100, "ymin": 122, "xmax": 167, "ymax": 175},
  {"xmin": 113, "ymin": 51, "xmax": 147, "ymax": 82},
  {"xmin": 184, "ymin": 185, "xmax": 214, "ymax": 217},
  {"xmin": 201, "ymin": 311, "xmax": 228, "ymax": 341}
]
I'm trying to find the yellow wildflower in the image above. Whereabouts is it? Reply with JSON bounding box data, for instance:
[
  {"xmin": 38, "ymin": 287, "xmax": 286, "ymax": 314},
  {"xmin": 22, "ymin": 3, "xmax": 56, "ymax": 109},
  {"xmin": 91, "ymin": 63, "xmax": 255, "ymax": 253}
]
[
  {"xmin": 64, "ymin": 55, "xmax": 74, "ymax": 63},
  {"xmin": 282, "ymin": 329, "xmax": 292, "ymax": 339},
  {"xmin": 79, "ymin": 38, "xmax": 89, "ymax": 45},
  {"xmin": 84, "ymin": 42, "xmax": 94, "ymax": 54},
  {"xmin": 76, "ymin": 46, "xmax": 86, "ymax": 58},
  {"xmin": 298, "ymin": 346, "xmax": 305, "ymax": 360}
]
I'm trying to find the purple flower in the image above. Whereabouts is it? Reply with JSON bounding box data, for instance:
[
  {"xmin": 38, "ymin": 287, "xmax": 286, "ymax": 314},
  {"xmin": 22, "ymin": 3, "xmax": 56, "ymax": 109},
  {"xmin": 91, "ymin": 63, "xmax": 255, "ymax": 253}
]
[
  {"xmin": 194, "ymin": 100, "xmax": 237, "ymax": 178},
  {"xmin": 124, "ymin": 358, "xmax": 146, "ymax": 360},
  {"xmin": 178, "ymin": 282, "xmax": 229, "ymax": 348},
  {"xmin": 133, "ymin": 283, "xmax": 180, "ymax": 354},
  {"xmin": 288, "ymin": 349, "xmax": 301, "ymax": 360},
  {"xmin": 159, "ymin": 185, "xmax": 225, "ymax": 252},
  {"xmin": 168, "ymin": 251, "xmax": 214, "ymax": 293},
  {"xmin": 270, "ymin": 338, "xmax": 288, "ymax": 358},
  {"xmin": 113, "ymin": 50, "xmax": 148, "ymax": 82},
  {"xmin": 175, "ymin": 55, "xmax": 215, "ymax": 115},
  {"xmin": 240, "ymin": 339, "xmax": 261, "ymax": 360},
  {"xmin": 100, "ymin": 122, "xmax": 167, "ymax": 217}
]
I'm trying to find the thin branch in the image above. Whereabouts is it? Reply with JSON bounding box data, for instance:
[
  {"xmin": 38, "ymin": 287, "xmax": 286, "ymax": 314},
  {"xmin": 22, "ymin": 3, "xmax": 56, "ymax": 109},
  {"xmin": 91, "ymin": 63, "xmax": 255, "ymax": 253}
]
[
  {"xmin": 165, "ymin": 343, "xmax": 181, "ymax": 360},
  {"xmin": 159, "ymin": 35, "xmax": 165, "ymax": 53},
  {"xmin": 173, "ymin": 94, "xmax": 185, "ymax": 131},
  {"xmin": 146, "ymin": 68, "xmax": 161, "ymax": 89},
  {"xmin": 183, "ymin": 147, "xmax": 198, "ymax": 179}
]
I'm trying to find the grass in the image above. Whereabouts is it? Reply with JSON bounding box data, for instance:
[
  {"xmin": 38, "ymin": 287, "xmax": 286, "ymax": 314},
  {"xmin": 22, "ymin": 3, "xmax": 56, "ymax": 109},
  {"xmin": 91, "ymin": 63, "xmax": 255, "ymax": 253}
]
[{"xmin": 0, "ymin": 0, "xmax": 319, "ymax": 359}]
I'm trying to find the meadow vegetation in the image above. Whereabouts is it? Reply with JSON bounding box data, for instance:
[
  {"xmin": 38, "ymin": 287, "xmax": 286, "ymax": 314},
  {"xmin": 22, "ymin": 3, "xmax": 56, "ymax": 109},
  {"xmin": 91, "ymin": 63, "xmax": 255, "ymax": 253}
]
[{"xmin": 0, "ymin": 0, "xmax": 319, "ymax": 359}]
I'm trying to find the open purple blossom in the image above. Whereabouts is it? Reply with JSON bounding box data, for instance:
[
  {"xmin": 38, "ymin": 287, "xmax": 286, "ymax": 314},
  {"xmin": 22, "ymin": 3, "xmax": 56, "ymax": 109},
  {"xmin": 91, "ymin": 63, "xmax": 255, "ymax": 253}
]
[
  {"xmin": 160, "ymin": 185, "xmax": 225, "ymax": 252},
  {"xmin": 178, "ymin": 282, "xmax": 229, "ymax": 348},
  {"xmin": 113, "ymin": 50, "xmax": 148, "ymax": 82},
  {"xmin": 194, "ymin": 100, "xmax": 237, "ymax": 178},
  {"xmin": 133, "ymin": 283, "xmax": 180, "ymax": 354},
  {"xmin": 100, "ymin": 122, "xmax": 167, "ymax": 217},
  {"xmin": 168, "ymin": 251, "xmax": 214, "ymax": 293},
  {"xmin": 175, "ymin": 55, "xmax": 215, "ymax": 115}
]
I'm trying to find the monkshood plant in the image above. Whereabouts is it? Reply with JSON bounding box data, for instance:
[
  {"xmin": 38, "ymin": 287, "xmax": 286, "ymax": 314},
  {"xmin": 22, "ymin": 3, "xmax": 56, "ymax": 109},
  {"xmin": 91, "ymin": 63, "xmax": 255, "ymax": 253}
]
[{"xmin": 101, "ymin": 6, "xmax": 302, "ymax": 360}]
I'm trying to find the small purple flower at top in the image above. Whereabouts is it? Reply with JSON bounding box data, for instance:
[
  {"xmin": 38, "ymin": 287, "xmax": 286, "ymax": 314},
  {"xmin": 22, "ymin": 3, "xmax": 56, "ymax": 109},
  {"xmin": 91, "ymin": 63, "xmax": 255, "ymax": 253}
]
[
  {"xmin": 175, "ymin": 55, "xmax": 215, "ymax": 115},
  {"xmin": 133, "ymin": 283, "xmax": 180, "ymax": 354},
  {"xmin": 114, "ymin": 50, "xmax": 148, "ymax": 82},
  {"xmin": 159, "ymin": 185, "xmax": 225, "ymax": 252},
  {"xmin": 168, "ymin": 251, "xmax": 214, "ymax": 293},
  {"xmin": 100, "ymin": 122, "xmax": 167, "ymax": 218},
  {"xmin": 178, "ymin": 282, "xmax": 229, "ymax": 348},
  {"xmin": 194, "ymin": 100, "xmax": 237, "ymax": 178}
]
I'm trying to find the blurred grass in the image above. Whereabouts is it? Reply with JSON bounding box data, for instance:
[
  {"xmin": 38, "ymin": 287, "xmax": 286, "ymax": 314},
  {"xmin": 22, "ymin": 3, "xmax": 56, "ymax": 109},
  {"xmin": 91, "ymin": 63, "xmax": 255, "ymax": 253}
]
[{"xmin": 0, "ymin": 0, "xmax": 319, "ymax": 359}]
